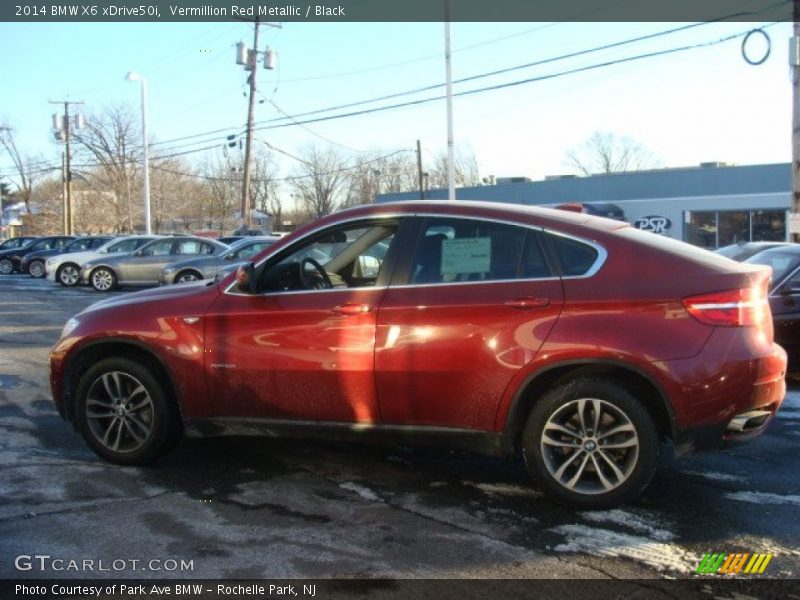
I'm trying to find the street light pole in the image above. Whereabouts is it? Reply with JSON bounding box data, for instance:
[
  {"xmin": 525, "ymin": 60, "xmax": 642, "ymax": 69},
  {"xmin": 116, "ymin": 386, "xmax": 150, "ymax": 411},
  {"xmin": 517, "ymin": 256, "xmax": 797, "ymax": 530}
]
[{"xmin": 126, "ymin": 72, "xmax": 152, "ymax": 234}]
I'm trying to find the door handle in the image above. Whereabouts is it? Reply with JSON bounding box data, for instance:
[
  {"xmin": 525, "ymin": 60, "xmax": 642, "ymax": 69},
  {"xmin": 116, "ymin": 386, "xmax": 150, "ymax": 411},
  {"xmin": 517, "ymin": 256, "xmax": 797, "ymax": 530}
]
[
  {"xmin": 505, "ymin": 297, "xmax": 550, "ymax": 310},
  {"xmin": 332, "ymin": 303, "xmax": 372, "ymax": 316}
]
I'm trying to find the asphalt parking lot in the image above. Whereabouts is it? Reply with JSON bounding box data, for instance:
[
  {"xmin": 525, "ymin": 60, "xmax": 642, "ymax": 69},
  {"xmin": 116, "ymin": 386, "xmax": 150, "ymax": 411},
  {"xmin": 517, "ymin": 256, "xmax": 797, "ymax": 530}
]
[{"xmin": 1, "ymin": 273, "xmax": 799, "ymax": 584}]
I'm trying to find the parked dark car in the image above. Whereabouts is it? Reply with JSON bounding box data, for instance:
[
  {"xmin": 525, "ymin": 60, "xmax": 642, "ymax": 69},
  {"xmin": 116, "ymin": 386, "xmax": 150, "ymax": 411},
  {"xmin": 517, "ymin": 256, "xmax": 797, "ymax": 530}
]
[
  {"xmin": 0, "ymin": 236, "xmax": 37, "ymax": 251},
  {"xmin": 0, "ymin": 235, "xmax": 75, "ymax": 274},
  {"xmin": 79, "ymin": 235, "xmax": 229, "ymax": 291},
  {"xmin": 21, "ymin": 235, "xmax": 114, "ymax": 278},
  {"xmin": 714, "ymin": 241, "xmax": 789, "ymax": 262},
  {"xmin": 217, "ymin": 236, "xmax": 244, "ymax": 245},
  {"xmin": 50, "ymin": 201, "xmax": 786, "ymax": 508},
  {"xmin": 159, "ymin": 236, "xmax": 280, "ymax": 284},
  {"xmin": 745, "ymin": 245, "xmax": 800, "ymax": 365}
]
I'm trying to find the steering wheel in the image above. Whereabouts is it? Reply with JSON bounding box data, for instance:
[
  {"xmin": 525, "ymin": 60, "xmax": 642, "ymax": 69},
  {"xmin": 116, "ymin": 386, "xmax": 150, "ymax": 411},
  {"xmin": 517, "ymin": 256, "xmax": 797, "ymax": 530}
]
[{"xmin": 298, "ymin": 257, "xmax": 333, "ymax": 289}]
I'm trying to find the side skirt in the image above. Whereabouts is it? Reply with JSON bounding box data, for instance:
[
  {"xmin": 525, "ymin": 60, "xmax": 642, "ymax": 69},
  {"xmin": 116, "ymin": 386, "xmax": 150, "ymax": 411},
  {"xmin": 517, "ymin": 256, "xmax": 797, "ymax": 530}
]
[{"xmin": 184, "ymin": 418, "xmax": 507, "ymax": 458}]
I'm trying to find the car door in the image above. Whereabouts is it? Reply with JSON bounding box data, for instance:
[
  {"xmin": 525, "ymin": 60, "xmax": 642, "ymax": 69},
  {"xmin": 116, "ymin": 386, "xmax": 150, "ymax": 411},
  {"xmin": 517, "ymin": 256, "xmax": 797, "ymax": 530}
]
[
  {"xmin": 375, "ymin": 216, "xmax": 565, "ymax": 431},
  {"xmin": 123, "ymin": 238, "xmax": 176, "ymax": 283},
  {"xmin": 204, "ymin": 218, "xmax": 404, "ymax": 422}
]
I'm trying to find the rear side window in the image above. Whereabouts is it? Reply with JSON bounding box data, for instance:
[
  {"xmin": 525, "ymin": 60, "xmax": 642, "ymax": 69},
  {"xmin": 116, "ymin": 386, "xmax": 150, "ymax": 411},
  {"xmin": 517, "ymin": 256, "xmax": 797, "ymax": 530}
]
[
  {"xmin": 549, "ymin": 234, "xmax": 599, "ymax": 276},
  {"xmin": 410, "ymin": 217, "xmax": 550, "ymax": 284}
]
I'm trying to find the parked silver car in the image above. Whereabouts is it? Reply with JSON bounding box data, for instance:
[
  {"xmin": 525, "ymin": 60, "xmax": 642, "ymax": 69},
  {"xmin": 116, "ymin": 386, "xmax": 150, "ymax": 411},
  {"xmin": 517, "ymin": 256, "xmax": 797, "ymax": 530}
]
[
  {"xmin": 46, "ymin": 235, "xmax": 159, "ymax": 286},
  {"xmin": 159, "ymin": 236, "xmax": 280, "ymax": 285},
  {"xmin": 79, "ymin": 236, "xmax": 229, "ymax": 291}
]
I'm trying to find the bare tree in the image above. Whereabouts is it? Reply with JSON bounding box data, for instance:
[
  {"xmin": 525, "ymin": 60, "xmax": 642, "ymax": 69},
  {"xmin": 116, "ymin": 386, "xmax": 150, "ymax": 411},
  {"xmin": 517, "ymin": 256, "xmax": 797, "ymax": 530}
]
[
  {"xmin": 0, "ymin": 124, "xmax": 47, "ymax": 214},
  {"xmin": 289, "ymin": 146, "xmax": 348, "ymax": 218},
  {"xmin": 71, "ymin": 104, "xmax": 142, "ymax": 232},
  {"xmin": 343, "ymin": 150, "xmax": 419, "ymax": 208},
  {"xmin": 428, "ymin": 146, "xmax": 480, "ymax": 189},
  {"xmin": 201, "ymin": 151, "xmax": 242, "ymax": 230},
  {"xmin": 250, "ymin": 146, "xmax": 280, "ymax": 225},
  {"xmin": 149, "ymin": 158, "xmax": 208, "ymax": 233},
  {"xmin": 565, "ymin": 132, "xmax": 660, "ymax": 176}
]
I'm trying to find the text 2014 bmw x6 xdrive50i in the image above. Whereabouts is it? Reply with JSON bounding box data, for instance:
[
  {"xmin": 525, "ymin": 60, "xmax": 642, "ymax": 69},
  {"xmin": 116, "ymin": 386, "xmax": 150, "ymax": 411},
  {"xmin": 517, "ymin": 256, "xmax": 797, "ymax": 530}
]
[{"xmin": 49, "ymin": 201, "xmax": 786, "ymax": 508}]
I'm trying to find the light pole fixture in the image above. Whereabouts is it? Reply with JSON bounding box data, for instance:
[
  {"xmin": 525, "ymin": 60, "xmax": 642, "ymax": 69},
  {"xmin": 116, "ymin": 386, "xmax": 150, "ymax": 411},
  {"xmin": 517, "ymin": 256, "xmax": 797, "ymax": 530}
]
[{"xmin": 126, "ymin": 71, "xmax": 152, "ymax": 234}]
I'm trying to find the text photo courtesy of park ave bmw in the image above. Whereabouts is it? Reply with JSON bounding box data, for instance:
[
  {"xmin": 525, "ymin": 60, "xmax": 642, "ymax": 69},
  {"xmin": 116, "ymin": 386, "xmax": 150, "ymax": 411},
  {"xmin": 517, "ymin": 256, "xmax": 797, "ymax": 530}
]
[{"xmin": 1, "ymin": 0, "xmax": 800, "ymax": 598}]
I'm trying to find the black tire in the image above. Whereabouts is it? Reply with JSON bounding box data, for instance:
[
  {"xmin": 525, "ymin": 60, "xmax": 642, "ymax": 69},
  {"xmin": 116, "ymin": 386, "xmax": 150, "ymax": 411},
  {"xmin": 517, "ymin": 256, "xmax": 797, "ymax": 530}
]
[
  {"xmin": 73, "ymin": 356, "xmax": 181, "ymax": 465},
  {"xmin": 28, "ymin": 259, "xmax": 45, "ymax": 278},
  {"xmin": 90, "ymin": 266, "xmax": 117, "ymax": 292},
  {"xmin": 175, "ymin": 269, "xmax": 202, "ymax": 284},
  {"xmin": 0, "ymin": 258, "xmax": 14, "ymax": 275},
  {"xmin": 522, "ymin": 377, "xmax": 659, "ymax": 509},
  {"xmin": 57, "ymin": 263, "xmax": 81, "ymax": 286}
]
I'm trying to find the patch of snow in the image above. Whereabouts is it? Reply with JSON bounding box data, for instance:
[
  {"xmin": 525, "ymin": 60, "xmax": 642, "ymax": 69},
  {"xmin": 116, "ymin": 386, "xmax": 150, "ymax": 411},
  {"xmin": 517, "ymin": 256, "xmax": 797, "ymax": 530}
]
[
  {"xmin": 581, "ymin": 509, "xmax": 675, "ymax": 541},
  {"xmin": 462, "ymin": 481, "xmax": 542, "ymax": 499},
  {"xmin": 339, "ymin": 482, "xmax": 380, "ymax": 502},
  {"xmin": 429, "ymin": 481, "xmax": 448, "ymax": 488},
  {"xmin": 724, "ymin": 491, "xmax": 800, "ymax": 506},
  {"xmin": 682, "ymin": 470, "xmax": 746, "ymax": 483},
  {"xmin": 551, "ymin": 523, "xmax": 698, "ymax": 572}
]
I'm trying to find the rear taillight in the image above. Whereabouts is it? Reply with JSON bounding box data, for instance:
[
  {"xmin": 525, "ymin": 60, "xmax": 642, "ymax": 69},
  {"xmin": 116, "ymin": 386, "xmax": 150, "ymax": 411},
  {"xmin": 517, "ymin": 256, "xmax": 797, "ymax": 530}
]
[{"xmin": 683, "ymin": 280, "xmax": 770, "ymax": 327}]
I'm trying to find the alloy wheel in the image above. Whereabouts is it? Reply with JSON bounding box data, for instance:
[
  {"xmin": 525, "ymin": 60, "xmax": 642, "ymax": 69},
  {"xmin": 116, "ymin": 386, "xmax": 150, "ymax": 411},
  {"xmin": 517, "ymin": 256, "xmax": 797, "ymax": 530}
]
[
  {"xmin": 59, "ymin": 264, "xmax": 79, "ymax": 286},
  {"xmin": 176, "ymin": 271, "xmax": 200, "ymax": 283},
  {"xmin": 28, "ymin": 261, "xmax": 45, "ymax": 278},
  {"xmin": 0, "ymin": 259, "xmax": 13, "ymax": 274},
  {"xmin": 92, "ymin": 268, "xmax": 114, "ymax": 291},
  {"xmin": 540, "ymin": 398, "xmax": 639, "ymax": 495},
  {"xmin": 85, "ymin": 371, "xmax": 154, "ymax": 454}
]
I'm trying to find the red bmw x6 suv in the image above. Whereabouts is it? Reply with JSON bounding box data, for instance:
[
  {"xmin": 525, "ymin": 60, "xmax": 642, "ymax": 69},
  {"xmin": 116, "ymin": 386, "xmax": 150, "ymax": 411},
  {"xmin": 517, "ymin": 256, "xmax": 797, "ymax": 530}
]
[{"xmin": 50, "ymin": 201, "xmax": 786, "ymax": 508}]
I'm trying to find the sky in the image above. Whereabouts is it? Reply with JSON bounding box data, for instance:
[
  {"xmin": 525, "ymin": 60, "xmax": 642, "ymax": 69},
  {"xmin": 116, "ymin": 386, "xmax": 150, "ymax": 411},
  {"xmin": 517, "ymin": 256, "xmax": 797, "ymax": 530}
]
[{"xmin": 0, "ymin": 16, "xmax": 793, "ymax": 202}]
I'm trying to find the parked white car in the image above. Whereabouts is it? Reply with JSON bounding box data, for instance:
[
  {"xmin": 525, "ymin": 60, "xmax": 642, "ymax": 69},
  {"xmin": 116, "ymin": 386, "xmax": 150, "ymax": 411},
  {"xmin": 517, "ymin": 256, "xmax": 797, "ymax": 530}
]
[{"xmin": 46, "ymin": 235, "xmax": 159, "ymax": 286}]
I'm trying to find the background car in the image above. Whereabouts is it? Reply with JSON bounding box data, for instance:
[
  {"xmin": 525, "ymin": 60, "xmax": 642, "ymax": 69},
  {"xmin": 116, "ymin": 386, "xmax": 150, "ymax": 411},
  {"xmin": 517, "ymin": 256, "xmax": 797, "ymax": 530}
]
[
  {"xmin": 714, "ymin": 241, "xmax": 790, "ymax": 261},
  {"xmin": 47, "ymin": 235, "xmax": 160, "ymax": 286},
  {"xmin": 51, "ymin": 201, "xmax": 786, "ymax": 509},
  {"xmin": 160, "ymin": 236, "xmax": 280, "ymax": 285},
  {"xmin": 0, "ymin": 235, "xmax": 74, "ymax": 275},
  {"xmin": 0, "ymin": 236, "xmax": 37, "ymax": 251},
  {"xmin": 22, "ymin": 235, "xmax": 113, "ymax": 278},
  {"xmin": 745, "ymin": 245, "xmax": 800, "ymax": 366},
  {"xmin": 80, "ymin": 235, "xmax": 229, "ymax": 291}
]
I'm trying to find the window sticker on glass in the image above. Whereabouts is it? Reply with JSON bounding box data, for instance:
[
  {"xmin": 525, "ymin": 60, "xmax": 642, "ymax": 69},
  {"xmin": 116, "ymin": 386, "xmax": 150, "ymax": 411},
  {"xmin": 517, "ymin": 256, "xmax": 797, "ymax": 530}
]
[{"xmin": 441, "ymin": 237, "xmax": 491, "ymax": 275}]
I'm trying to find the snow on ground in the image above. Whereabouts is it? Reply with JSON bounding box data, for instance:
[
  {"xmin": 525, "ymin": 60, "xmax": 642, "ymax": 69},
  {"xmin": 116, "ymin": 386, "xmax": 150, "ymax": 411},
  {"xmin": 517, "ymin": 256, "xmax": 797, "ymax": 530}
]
[
  {"xmin": 339, "ymin": 481, "xmax": 381, "ymax": 501},
  {"xmin": 580, "ymin": 508, "xmax": 676, "ymax": 542},
  {"xmin": 724, "ymin": 491, "xmax": 800, "ymax": 506},
  {"xmin": 550, "ymin": 523, "xmax": 699, "ymax": 573},
  {"xmin": 682, "ymin": 470, "xmax": 747, "ymax": 483},
  {"xmin": 461, "ymin": 481, "xmax": 542, "ymax": 499}
]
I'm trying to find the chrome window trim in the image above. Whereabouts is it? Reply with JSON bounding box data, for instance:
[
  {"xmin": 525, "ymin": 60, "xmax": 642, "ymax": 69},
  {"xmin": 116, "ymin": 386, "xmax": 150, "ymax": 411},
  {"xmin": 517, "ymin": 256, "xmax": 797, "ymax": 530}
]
[
  {"xmin": 223, "ymin": 210, "xmax": 608, "ymax": 296},
  {"xmin": 769, "ymin": 263, "xmax": 800, "ymax": 298}
]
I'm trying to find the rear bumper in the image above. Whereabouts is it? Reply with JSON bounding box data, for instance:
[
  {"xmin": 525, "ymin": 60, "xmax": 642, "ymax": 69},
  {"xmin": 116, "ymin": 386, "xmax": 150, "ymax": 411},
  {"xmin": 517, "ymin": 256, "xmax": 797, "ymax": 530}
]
[{"xmin": 673, "ymin": 342, "xmax": 786, "ymax": 456}]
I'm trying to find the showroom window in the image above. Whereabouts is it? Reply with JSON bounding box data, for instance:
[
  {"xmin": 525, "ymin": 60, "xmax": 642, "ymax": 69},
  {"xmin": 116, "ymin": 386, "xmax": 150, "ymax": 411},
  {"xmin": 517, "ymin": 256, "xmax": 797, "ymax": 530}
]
[{"xmin": 684, "ymin": 210, "xmax": 786, "ymax": 249}]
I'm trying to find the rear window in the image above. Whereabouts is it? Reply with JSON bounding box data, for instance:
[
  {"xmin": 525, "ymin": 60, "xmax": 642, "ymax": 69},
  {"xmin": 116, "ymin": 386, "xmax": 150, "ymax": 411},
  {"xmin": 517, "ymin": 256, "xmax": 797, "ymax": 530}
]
[{"xmin": 549, "ymin": 234, "xmax": 599, "ymax": 276}]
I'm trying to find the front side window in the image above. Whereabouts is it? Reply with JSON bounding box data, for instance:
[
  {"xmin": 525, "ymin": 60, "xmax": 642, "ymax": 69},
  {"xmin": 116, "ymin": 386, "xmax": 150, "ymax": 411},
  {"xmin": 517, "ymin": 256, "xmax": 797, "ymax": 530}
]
[
  {"xmin": 232, "ymin": 241, "xmax": 274, "ymax": 260},
  {"xmin": 409, "ymin": 217, "xmax": 543, "ymax": 284},
  {"xmin": 65, "ymin": 238, "xmax": 92, "ymax": 252},
  {"xmin": 262, "ymin": 222, "xmax": 397, "ymax": 292},
  {"xmin": 141, "ymin": 240, "xmax": 173, "ymax": 256},
  {"xmin": 32, "ymin": 239, "xmax": 54, "ymax": 251},
  {"xmin": 107, "ymin": 239, "xmax": 138, "ymax": 254}
]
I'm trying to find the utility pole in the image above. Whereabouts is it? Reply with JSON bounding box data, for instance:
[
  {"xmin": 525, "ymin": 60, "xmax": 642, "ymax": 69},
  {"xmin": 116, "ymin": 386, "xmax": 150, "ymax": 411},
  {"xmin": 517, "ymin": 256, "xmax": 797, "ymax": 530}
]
[
  {"xmin": 792, "ymin": 2, "xmax": 800, "ymax": 242},
  {"xmin": 61, "ymin": 152, "xmax": 67, "ymax": 235},
  {"xmin": 50, "ymin": 100, "xmax": 84, "ymax": 235},
  {"xmin": 236, "ymin": 20, "xmax": 278, "ymax": 232},
  {"xmin": 416, "ymin": 139, "xmax": 425, "ymax": 200},
  {"xmin": 444, "ymin": 0, "xmax": 456, "ymax": 202},
  {"xmin": 0, "ymin": 126, "xmax": 8, "ymax": 240}
]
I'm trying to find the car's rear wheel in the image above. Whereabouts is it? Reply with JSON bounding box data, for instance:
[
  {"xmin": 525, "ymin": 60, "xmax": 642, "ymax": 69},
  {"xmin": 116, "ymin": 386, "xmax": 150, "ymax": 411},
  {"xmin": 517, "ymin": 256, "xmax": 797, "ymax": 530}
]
[
  {"xmin": 91, "ymin": 267, "xmax": 117, "ymax": 291},
  {"xmin": 74, "ymin": 357, "xmax": 180, "ymax": 465},
  {"xmin": 28, "ymin": 259, "xmax": 45, "ymax": 278},
  {"xmin": 0, "ymin": 258, "xmax": 14, "ymax": 274},
  {"xmin": 57, "ymin": 263, "xmax": 80, "ymax": 286},
  {"xmin": 522, "ymin": 377, "xmax": 658, "ymax": 508},
  {"xmin": 175, "ymin": 269, "xmax": 202, "ymax": 283}
]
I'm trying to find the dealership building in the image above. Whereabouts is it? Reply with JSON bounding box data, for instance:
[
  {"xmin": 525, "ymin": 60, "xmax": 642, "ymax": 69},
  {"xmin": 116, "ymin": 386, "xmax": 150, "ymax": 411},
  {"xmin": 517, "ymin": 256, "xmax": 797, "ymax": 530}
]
[{"xmin": 375, "ymin": 162, "xmax": 790, "ymax": 249}]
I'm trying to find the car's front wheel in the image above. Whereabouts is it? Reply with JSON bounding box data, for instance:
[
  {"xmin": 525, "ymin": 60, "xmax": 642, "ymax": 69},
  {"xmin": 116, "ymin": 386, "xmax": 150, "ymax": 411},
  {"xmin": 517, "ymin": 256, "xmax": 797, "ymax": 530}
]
[
  {"xmin": 57, "ymin": 263, "xmax": 80, "ymax": 286},
  {"xmin": 91, "ymin": 267, "xmax": 117, "ymax": 291},
  {"xmin": 175, "ymin": 269, "xmax": 202, "ymax": 283},
  {"xmin": 522, "ymin": 377, "xmax": 659, "ymax": 509},
  {"xmin": 0, "ymin": 258, "xmax": 14, "ymax": 274},
  {"xmin": 74, "ymin": 357, "xmax": 180, "ymax": 465},
  {"xmin": 28, "ymin": 259, "xmax": 45, "ymax": 278}
]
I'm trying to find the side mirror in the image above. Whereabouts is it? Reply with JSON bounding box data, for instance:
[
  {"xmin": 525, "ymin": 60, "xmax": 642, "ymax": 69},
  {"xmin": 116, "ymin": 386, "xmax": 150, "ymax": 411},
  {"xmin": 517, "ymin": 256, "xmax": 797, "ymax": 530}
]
[
  {"xmin": 354, "ymin": 255, "xmax": 380, "ymax": 278},
  {"xmin": 235, "ymin": 262, "xmax": 258, "ymax": 294},
  {"xmin": 134, "ymin": 249, "xmax": 144, "ymax": 257}
]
